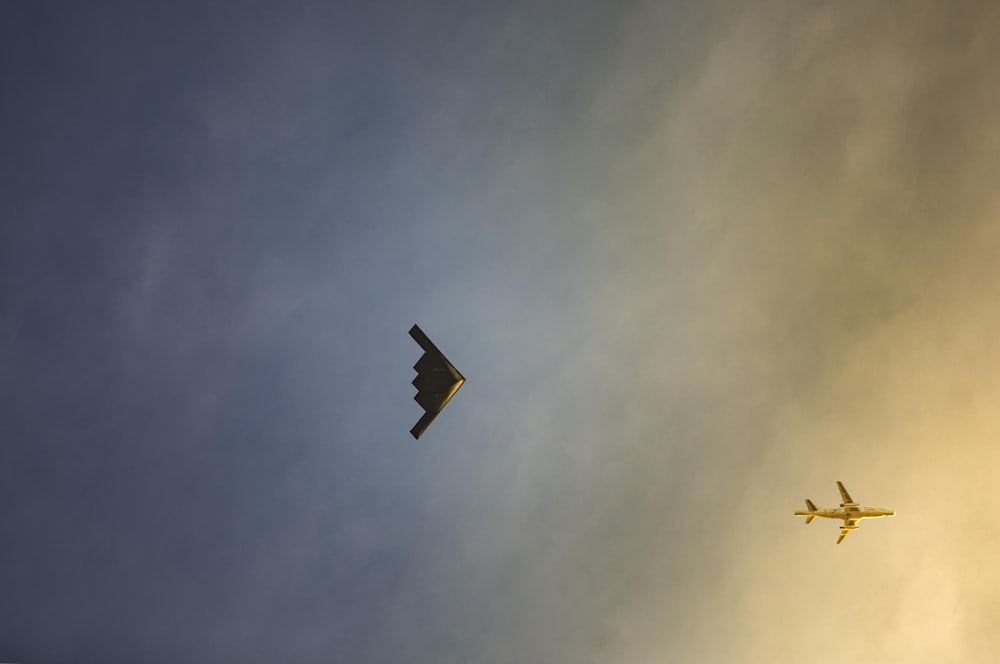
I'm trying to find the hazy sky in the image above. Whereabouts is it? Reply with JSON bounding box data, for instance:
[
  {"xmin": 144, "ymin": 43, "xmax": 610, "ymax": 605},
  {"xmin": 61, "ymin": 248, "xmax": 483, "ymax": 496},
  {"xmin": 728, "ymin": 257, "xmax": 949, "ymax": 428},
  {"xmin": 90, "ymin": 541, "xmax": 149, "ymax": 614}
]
[{"xmin": 2, "ymin": 2, "xmax": 999, "ymax": 663}]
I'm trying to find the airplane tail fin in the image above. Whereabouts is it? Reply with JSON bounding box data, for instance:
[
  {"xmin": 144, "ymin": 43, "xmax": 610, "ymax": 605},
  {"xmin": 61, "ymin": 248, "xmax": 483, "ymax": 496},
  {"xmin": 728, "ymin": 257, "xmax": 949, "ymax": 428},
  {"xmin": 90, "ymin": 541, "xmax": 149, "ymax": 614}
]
[{"xmin": 794, "ymin": 499, "xmax": 817, "ymax": 524}]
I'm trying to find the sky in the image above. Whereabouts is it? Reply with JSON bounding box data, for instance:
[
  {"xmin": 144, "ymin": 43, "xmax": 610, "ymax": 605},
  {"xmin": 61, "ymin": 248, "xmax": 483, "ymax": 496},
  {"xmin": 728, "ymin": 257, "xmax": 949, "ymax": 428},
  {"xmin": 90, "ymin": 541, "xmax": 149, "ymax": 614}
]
[{"xmin": 2, "ymin": 1, "xmax": 1000, "ymax": 662}]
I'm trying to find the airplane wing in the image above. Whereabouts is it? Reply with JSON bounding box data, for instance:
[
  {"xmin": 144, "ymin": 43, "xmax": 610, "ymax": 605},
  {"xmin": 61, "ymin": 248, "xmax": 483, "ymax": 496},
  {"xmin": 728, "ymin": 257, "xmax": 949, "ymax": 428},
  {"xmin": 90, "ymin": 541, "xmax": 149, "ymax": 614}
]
[
  {"xmin": 836, "ymin": 481, "xmax": 858, "ymax": 507},
  {"xmin": 409, "ymin": 325, "xmax": 466, "ymax": 439},
  {"xmin": 837, "ymin": 519, "xmax": 859, "ymax": 544}
]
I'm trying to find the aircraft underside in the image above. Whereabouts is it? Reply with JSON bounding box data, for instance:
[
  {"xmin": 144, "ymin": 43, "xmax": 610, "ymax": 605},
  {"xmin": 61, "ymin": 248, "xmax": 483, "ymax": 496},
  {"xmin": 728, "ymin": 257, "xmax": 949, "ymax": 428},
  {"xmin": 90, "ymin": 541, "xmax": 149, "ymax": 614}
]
[{"xmin": 794, "ymin": 482, "xmax": 895, "ymax": 544}]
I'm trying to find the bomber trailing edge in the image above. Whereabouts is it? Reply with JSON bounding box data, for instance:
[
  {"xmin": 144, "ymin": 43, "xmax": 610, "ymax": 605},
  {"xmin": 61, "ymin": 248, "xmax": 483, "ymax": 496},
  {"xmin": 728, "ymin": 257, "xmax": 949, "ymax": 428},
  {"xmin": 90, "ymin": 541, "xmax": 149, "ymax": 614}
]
[{"xmin": 409, "ymin": 324, "xmax": 465, "ymax": 439}]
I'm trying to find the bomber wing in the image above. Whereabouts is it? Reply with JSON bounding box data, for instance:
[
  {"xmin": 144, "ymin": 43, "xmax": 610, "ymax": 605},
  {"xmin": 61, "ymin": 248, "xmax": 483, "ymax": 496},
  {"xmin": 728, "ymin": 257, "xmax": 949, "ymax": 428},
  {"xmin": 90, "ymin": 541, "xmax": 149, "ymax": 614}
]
[{"xmin": 409, "ymin": 324, "xmax": 466, "ymax": 439}]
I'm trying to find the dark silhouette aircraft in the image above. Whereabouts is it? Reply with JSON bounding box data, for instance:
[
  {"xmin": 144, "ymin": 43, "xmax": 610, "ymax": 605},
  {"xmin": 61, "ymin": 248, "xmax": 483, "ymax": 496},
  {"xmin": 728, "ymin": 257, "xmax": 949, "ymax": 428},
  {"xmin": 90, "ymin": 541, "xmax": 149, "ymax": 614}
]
[{"xmin": 409, "ymin": 324, "xmax": 465, "ymax": 439}]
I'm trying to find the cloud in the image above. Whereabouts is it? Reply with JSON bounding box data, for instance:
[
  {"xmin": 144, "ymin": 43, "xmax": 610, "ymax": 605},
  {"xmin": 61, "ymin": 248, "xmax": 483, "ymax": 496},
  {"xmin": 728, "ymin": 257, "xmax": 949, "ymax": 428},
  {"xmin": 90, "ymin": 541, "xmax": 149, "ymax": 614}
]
[
  {"xmin": 5, "ymin": 2, "xmax": 999, "ymax": 662},
  {"xmin": 630, "ymin": 2, "xmax": 1000, "ymax": 662}
]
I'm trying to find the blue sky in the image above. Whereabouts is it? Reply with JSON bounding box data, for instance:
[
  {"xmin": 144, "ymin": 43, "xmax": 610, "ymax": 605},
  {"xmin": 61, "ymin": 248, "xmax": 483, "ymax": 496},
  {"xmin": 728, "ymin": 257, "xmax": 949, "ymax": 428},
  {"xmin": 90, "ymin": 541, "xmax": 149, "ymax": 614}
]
[
  {"xmin": 3, "ymin": 2, "xmax": 1000, "ymax": 663},
  {"xmin": 1, "ymin": 3, "xmax": 707, "ymax": 661}
]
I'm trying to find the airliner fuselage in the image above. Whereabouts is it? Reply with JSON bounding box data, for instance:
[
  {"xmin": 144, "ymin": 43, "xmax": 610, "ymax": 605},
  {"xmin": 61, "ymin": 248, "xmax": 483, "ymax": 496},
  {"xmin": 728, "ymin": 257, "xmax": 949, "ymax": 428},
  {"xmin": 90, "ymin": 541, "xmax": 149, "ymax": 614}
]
[{"xmin": 805, "ymin": 506, "xmax": 895, "ymax": 520}]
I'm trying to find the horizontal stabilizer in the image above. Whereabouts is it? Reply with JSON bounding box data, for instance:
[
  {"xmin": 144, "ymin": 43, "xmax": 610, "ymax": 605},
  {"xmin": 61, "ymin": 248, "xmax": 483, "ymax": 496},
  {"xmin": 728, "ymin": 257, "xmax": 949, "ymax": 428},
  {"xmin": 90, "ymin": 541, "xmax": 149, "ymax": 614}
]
[{"xmin": 794, "ymin": 499, "xmax": 817, "ymax": 524}]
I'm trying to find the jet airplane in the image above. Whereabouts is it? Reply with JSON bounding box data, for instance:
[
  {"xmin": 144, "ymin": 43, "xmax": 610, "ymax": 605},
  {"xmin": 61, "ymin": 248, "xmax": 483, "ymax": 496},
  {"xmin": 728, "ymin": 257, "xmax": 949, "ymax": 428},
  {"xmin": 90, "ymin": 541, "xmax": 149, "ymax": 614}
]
[
  {"xmin": 794, "ymin": 481, "xmax": 894, "ymax": 543},
  {"xmin": 408, "ymin": 324, "xmax": 465, "ymax": 439}
]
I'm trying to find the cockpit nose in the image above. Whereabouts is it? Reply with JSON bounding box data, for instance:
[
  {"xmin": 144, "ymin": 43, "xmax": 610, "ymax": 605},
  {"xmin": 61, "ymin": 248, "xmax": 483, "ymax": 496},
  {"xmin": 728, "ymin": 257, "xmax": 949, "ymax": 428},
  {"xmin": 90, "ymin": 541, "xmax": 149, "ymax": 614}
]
[{"xmin": 886, "ymin": 510, "xmax": 895, "ymax": 517}]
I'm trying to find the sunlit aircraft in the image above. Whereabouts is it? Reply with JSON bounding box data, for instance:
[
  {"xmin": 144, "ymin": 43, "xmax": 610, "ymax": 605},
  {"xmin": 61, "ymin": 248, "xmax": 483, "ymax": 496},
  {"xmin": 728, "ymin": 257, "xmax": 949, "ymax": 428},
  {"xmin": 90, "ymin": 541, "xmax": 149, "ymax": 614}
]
[
  {"xmin": 408, "ymin": 324, "xmax": 465, "ymax": 439},
  {"xmin": 794, "ymin": 481, "xmax": 895, "ymax": 544}
]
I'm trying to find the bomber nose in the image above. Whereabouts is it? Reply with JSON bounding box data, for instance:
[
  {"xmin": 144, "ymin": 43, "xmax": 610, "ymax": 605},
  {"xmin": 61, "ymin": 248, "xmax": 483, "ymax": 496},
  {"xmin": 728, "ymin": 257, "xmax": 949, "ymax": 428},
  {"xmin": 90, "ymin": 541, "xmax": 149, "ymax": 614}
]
[{"xmin": 886, "ymin": 510, "xmax": 895, "ymax": 517}]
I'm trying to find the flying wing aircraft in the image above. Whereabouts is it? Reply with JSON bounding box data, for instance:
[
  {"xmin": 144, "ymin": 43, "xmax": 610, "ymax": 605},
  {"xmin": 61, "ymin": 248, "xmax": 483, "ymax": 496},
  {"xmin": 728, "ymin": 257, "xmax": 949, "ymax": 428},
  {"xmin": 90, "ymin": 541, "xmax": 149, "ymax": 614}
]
[
  {"xmin": 408, "ymin": 324, "xmax": 465, "ymax": 439},
  {"xmin": 793, "ymin": 481, "xmax": 895, "ymax": 543}
]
